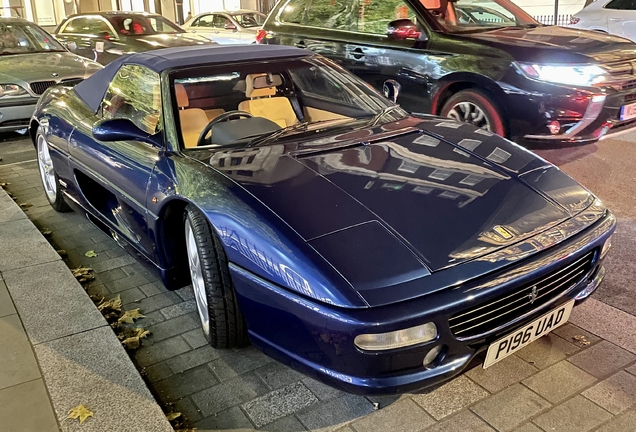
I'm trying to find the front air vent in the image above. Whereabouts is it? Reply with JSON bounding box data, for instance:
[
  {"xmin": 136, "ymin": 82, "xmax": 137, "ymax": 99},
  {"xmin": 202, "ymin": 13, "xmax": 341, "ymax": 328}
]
[{"xmin": 29, "ymin": 81, "xmax": 56, "ymax": 95}]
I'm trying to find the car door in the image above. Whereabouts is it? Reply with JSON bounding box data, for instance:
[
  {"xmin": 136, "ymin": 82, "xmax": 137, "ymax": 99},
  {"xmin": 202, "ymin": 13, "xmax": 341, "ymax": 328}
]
[
  {"xmin": 56, "ymin": 16, "xmax": 121, "ymax": 63},
  {"xmin": 68, "ymin": 64, "xmax": 162, "ymax": 258},
  {"xmin": 211, "ymin": 14, "xmax": 244, "ymax": 44},
  {"xmin": 604, "ymin": 0, "xmax": 636, "ymax": 41},
  {"xmin": 275, "ymin": 0, "xmax": 432, "ymax": 113},
  {"xmin": 55, "ymin": 17, "xmax": 97, "ymax": 60}
]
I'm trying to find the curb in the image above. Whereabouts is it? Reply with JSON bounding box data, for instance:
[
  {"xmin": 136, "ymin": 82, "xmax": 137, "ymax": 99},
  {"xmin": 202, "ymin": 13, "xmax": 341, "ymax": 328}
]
[{"xmin": 0, "ymin": 187, "xmax": 173, "ymax": 432}]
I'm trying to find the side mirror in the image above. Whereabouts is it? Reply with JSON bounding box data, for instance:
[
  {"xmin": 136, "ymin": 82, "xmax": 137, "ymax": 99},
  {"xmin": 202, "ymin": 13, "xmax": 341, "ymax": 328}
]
[
  {"xmin": 225, "ymin": 23, "xmax": 237, "ymax": 31},
  {"xmin": 383, "ymin": 79, "xmax": 402, "ymax": 103},
  {"xmin": 66, "ymin": 41, "xmax": 77, "ymax": 52},
  {"xmin": 93, "ymin": 118, "xmax": 162, "ymax": 147},
  {"xmin": 387, "ymin": 19, "xmax": 423, "ymax": 40}
]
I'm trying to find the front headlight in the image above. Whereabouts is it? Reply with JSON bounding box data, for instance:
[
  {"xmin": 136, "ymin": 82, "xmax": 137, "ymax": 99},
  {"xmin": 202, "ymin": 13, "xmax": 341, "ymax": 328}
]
[
  {"xmin": 354, "ymin": 322, "xmax": 438, "ymax": 351},
  {"xmin": 517, "ymin": 63, "xmax": 608, "ymax": 87},
  {"xmin": 0, "ymin": 84, "xmax": 28, "ymax": 98}
]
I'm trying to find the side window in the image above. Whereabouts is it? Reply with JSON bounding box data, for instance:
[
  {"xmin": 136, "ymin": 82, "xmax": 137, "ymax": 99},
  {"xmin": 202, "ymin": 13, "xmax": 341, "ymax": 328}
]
[
  {"xmin": 101, "ymin": 64, "xmax": 162, "ymax": 135},
  {"xmin": 193, "ymin": 14, "xmax": 213, "ymax": 27},
  {"xmin": 213, "ymin": 14, "xmax": 228, "ymax": 28},
  {"xmin": 279, "ymin": 0, "xmax": 415, "ymax": 34},
  {"xmin": 357, "ymin": 0, "xmax": 416, "ymax": 34},
  {"xmin": 290, "ymin": 65, "xmax": 362, "ymax": 106},
  {"xmin": 86, "ymin": 17, "xmax": 112, "ymax": 35},
  {"xmin": 606, "ymin": 0, "xmax": 636, "ymax": 9},
  {"xmin": 61, "ymin": 17, "xmax": 90, "ymax": 34}
]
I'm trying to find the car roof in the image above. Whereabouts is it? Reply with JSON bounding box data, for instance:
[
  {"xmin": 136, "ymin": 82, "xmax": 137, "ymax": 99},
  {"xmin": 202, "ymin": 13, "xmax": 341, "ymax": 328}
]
[
  {"xmin": 74, "ymin": 44, "xmax": 308, "ymax": 113},
  {"xmin": 0, "ymin": 17, "xmax": 30, "ymax": 24},
  {"xmin": 67, "ymin": 11, "xmax": 163, "ymax": 18}
]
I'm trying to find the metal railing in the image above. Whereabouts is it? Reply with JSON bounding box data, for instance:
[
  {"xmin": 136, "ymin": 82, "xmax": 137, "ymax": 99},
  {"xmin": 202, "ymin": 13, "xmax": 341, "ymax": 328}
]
[{"xmin": 533, "ymin": 14, "xmax": 573, "ymax": 26}]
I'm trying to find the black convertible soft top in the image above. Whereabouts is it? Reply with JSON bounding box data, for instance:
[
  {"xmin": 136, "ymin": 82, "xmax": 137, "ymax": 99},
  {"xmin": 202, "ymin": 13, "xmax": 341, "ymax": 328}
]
[{"xmin": 73, "ymin": 44, "xmax": 307, "ymax": 113}]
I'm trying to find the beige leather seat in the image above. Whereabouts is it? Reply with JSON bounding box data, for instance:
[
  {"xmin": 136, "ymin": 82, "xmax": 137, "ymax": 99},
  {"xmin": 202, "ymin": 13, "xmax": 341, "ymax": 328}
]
[
  {"xmin": 238, "ymin": 73, "xmax": 298, "ymax": 128},
  {"xmin": 176, "ymin": 84, "xmax": 209, "ymax": 148}
]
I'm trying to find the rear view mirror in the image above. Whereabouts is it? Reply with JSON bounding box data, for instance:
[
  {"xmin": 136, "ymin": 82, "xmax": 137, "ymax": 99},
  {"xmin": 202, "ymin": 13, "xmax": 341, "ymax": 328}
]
[
  {"xmin": 252, "ymin": 74, "xmax": 283, "ymax": 89},
  {"xmin": 66, "ymin": 41, "xmax": 77, "ymax": 52},
  {"xmin": 383, "ymin": 79, "xmax": 402, "ymax": 103},
  {"xmin": 387, "ymin": 19, "xmax": 423, "ymax": 40}
]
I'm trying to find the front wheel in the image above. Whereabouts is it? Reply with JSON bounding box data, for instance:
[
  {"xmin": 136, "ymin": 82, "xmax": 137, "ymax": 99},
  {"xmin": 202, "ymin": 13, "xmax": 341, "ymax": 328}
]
[
  {"xmin": 184, "ymin": 205, "xmax": 248, "ymax": 349},
  {"xmin": 440, "ymin": 89, "xmax": 506, "ymax": 137},
  {"xmin": 36, "ymin": 128, "xmax": 71, "ymax": 212}
]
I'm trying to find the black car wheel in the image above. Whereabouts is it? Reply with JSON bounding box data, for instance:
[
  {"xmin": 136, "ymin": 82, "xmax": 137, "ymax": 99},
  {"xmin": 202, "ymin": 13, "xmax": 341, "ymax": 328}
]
[
  {"xmin": 441, "ymin": 89, "xmax": 506, "ymax": 136},
  {"xmin": 184, "ymin": 204, "xmax": 248, "ymax": 349},
  {"xmin": 36, "ymin": 127, "xmax": 71, "ymax": 212}
]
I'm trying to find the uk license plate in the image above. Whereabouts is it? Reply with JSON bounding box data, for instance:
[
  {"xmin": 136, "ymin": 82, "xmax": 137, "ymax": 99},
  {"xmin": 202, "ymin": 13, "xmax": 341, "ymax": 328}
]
[
  {"xmin": 483, "ymin": 300, "xmax": 575, "ymax": 368},
  {"xmin": 620, "ymin": 102, "xmax": 636, "ymax": 121}
]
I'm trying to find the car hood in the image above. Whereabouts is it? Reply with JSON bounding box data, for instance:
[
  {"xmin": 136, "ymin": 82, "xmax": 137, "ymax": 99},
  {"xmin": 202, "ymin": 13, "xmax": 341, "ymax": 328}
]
[
  {"xmin": 455, "ymin": 25, "xmax": 636, "ymax": 64},
  {"xmin": 126, "ymin": 33, "xmax": 214, "ymax": 49},
  {"xmin": 0, "ymin": 52, "xmax": 102, "ymax": 83},
  {"xmin": 197, "ymin": 117, "xmax": 593, "ymax": 279}
]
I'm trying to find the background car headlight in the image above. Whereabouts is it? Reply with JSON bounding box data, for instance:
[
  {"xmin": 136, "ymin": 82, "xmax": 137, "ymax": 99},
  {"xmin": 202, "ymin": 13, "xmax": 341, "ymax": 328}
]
[
  {"xmin": 354, "ymin": 322, "xmax": 437, "ymax": 351},
  {"xmin": 517, "ymin": 63, "xmax": 607, "ymax": 87},
  {"xmin": 0, "ymin": 84, "xmax": 28, "ymax": 98}
]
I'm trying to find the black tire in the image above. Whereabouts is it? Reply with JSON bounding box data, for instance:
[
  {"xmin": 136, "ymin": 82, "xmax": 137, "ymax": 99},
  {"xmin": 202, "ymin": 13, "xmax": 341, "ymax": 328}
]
[
  {"xmin": 440, "ymin": 89, "xmax": 506, "ymax": 137},
  {"xmin": 35, "ymin": 127, "xmax": 72, "ymax": 213},
  {"xmin": 185, "ymin": 204, "xmax": 248, "ymax": 348}
]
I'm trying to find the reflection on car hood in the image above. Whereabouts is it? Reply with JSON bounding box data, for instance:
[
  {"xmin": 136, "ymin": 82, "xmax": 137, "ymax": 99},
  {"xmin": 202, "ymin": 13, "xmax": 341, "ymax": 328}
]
[
  {"xmin": 457, "ymin": 25, "xmax": 636, "ymax": 64},
  {"xmin": 0, "ymin": 52, "xmax": 102, "ymax": 84},
  {"xmin": 197, "ymin": 116, "xmax": 593, "ymax": 278}
]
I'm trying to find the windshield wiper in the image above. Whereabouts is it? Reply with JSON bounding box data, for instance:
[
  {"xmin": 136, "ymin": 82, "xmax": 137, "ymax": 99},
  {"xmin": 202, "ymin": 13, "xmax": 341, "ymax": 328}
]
[
  {"xmin": 366, "ymin": 105, "xmax": 405, "ymax": 127},
  {"xmin": 247, "ymin": 121, "xmax": 311, "ymax": 147}
]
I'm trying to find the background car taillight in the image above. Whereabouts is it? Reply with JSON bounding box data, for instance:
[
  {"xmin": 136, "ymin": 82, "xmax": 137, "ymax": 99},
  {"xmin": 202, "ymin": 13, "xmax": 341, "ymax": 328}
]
[
  {"xmin": 570, "ymin": 17, "xmax": 581, "ymax": 25},
  {"xmin": 255, "ymin": 29, "xmax": 267, "ymax": 44}
]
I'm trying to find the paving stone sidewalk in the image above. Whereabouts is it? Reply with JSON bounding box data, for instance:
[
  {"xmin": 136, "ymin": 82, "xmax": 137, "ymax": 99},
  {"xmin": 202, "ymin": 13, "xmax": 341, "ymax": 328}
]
[{"xmin": 3, "ymin": 139, "xmax": 636, "ymax": 432}]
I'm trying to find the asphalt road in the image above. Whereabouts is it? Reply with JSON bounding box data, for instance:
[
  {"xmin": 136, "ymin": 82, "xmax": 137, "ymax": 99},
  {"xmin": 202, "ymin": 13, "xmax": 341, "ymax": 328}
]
[{"xmin": 1, "ymin": 130, "xmax": 634, "ymax": 317}]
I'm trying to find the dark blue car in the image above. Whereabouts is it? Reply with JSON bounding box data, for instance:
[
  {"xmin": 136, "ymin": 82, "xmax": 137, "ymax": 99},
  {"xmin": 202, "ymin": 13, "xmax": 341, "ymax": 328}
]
[{"xmin": 30, "ymin": 44, "xmax": 615, "ymax": 394}]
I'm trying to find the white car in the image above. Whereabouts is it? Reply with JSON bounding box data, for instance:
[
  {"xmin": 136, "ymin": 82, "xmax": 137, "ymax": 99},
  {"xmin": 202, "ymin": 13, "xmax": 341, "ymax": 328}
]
[
  {"xmin": 569, "ymin": 0, "xmax": 636, "ymax": 41},
  {"xmin": 182, "ymin": 10, "xmax": 265, "ymax": 44}
]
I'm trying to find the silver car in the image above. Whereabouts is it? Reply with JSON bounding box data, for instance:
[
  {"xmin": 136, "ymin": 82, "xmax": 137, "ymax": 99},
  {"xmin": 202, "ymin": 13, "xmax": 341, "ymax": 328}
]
[
  {"xmin": 0, "ymin": 17, "xmax": 102, "ymax": 133},
  {"xmin": 182, "ymin": 10, "xmax": 265, "ymax": 44}
]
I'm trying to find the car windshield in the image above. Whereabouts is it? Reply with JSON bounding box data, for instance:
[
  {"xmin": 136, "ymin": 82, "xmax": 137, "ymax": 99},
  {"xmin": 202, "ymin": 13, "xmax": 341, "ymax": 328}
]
[
  {"xmin": 0, "ymin": 21, "xmax": 65, "ymax": 55},
  {"xmin": 231, "ymin": 12, "xmax": 265, "ymax": 28},
  {"xmin": 110, "ymin": 15, "xmax": 184, "ymax": 35},
  {"xmin": 172, "ymin": 57, "xmax": 403, "ymax": 150},
  {"xmin": 422, "ymin": 0, "xmax": 539, "ymax": 33}
]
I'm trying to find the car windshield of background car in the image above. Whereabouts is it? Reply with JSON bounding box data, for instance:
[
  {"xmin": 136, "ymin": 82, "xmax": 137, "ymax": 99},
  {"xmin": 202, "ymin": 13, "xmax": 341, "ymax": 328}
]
[
  {"xmin": 112, "ymin": 16, "xmax": 183, "ymax": 35},
  {"xmin": 421, "ymin": 0, "xmax": 539, "ymax": 33},
  {"xmin": 231, "ymin": 12, "xmax": 266, "ymax": 28},
  {"xmin": 0, "ymin": 22, "xmax": 65, "ymax": 55},
  {"xmin": 173, "ymin": 58, "xmax": 402, "ymax": 149}
]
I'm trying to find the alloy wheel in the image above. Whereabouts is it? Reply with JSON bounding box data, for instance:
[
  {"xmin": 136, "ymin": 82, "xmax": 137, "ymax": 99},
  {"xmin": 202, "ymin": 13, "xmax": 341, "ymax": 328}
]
[
  {"xmin": 37, "ymin": 134, "xmax": 57, "ymax": 203},
  {"xmin": 185, "ymin": 219, "xmax": 210, "ymax": 335},
  {"xmin": 446, "ymin": 101, "xmax": 492, "ymax": 131}
]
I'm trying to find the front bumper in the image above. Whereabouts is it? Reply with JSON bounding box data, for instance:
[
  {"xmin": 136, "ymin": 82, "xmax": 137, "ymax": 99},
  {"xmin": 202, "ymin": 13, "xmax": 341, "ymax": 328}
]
[
  {"xmin": 231, "ymin": 209, "xmax": 615, "ymax": 394},
  {"xmin": 0, "ymin": 101, "xmax": 37, "ymax": 132}
]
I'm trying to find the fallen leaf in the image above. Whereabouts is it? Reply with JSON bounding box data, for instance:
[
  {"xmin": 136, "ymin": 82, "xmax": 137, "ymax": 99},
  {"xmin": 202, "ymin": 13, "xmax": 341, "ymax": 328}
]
[
  {"xmin": 56, "ymin": 249, "xmax": 67, "ymax": 257},
  {"xmin": 67, "ymin": 405, "xmax": 94, "ymax": 424},
  {"xmin": 118, "ymin": 308, "xmax": 145, "ymax": 324},
  {"xmin": 85, "ymin": 250, "xmax": 98, "ymax": 258},
  {"xmin": 97, "ymin": 295, "xmax": 122, "ymax": 312},
  {"xmin": 0, "ymin": 182, "xmax": 10, "ymax": 188},
  {"xmin": 166, "ymin": 412, "xmax": 182, "ymax": 421},
  {"xmin": 19, "ymin": 203, "xmax": 32, "ymax": 208},
  {"xmin": 573, "ymin": 335, "xmax": 591, "ymax": 346},
  {"xmin": 71, "ymin": 267, "xmax": 95, "ymax": 284},
  {"xmin": 120, "ymin": 327, "xmax": 150, "ymax": 349},
  {"xmin": 41, "ymin": 229, "xmax": 52, "ymax": 236}
]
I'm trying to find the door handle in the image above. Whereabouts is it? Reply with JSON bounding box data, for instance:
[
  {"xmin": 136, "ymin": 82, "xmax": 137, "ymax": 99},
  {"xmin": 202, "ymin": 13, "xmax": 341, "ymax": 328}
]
[
  {"xmin": 351, "ymin": 47, "xmax": 365, "ymax": 60},
  {"xmin": 295, "ymin": 40, "xmax": 306, "ymax": 48},
  {"xmin": 609, "ymin": 18, "xmax": 624, "ymax": 22}
]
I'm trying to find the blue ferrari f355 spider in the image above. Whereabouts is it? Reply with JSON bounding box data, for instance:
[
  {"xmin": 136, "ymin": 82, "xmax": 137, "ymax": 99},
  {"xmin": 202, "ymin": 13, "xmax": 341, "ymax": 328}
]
[{"xmin": 30, "ymin": 44, "xmax": 615, "ymax": 394}]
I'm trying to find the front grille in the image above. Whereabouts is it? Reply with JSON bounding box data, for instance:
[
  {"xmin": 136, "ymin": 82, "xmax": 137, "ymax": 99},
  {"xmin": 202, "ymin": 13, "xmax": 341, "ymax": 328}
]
[
  {"xmin": 625, "ymin": 93, "xmax": 636, "ymax": 104},
  {"xmin": 449, "ymin": 251, "xmax": 594, "ymax": 339},
  {"xmin": 29, "ymin": 81, "xmax": 56, "ymax": 95},
  {"xmin": 600, "ymin": 62, "xmax": 636, "ymax": 90}
]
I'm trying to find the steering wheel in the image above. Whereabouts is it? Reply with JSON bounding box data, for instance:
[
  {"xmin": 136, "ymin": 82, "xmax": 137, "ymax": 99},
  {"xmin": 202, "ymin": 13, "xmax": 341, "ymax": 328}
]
[{"xmin": 196, "ymin": 110, "xmax": 253, "ymax": 147}]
